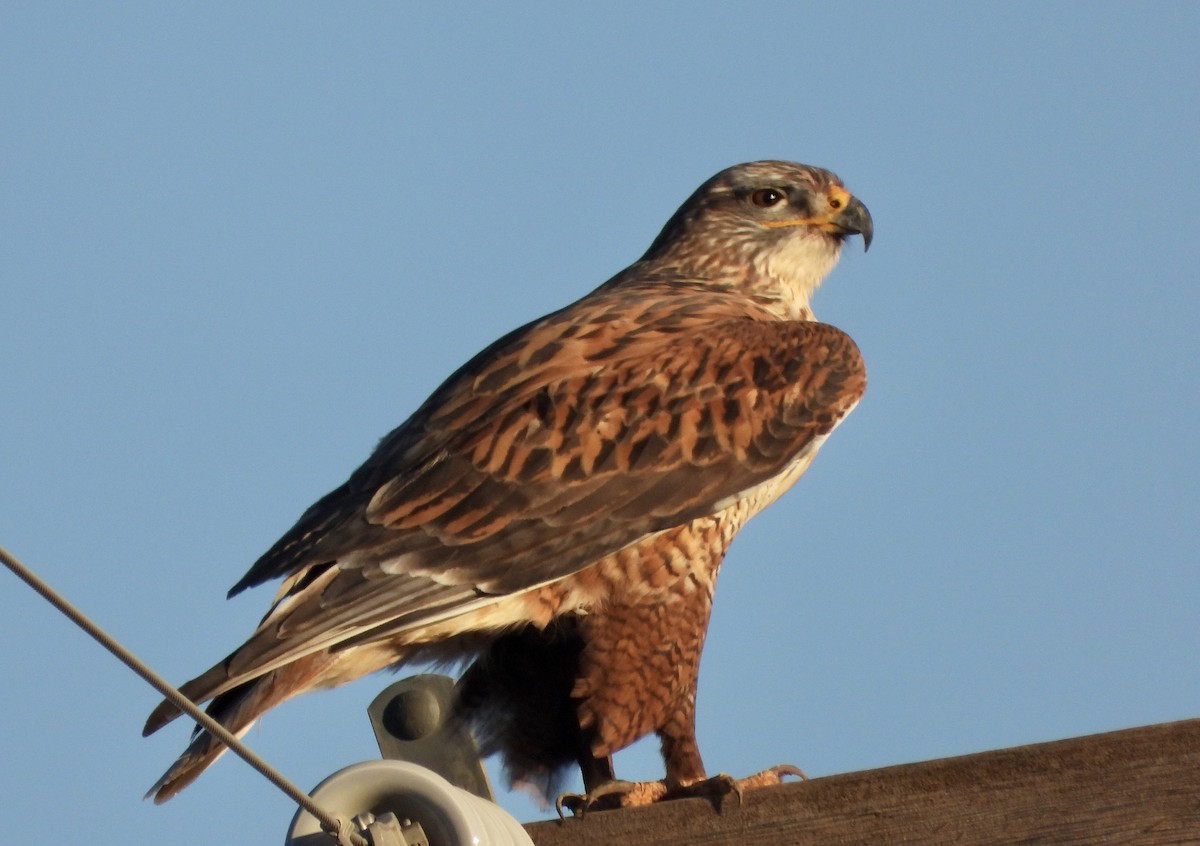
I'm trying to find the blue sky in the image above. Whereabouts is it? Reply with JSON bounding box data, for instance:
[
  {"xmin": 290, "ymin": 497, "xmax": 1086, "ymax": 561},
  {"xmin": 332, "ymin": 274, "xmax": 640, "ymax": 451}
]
[{"xmin": 3, "ymin": 3, "xmax": 1198, "ymax": 843}]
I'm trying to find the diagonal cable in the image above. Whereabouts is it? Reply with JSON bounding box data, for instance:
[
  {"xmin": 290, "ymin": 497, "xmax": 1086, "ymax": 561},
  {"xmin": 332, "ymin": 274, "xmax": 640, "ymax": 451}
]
[{"xmin": 0, "ymin": 543, "xmax": 366, "ymax": 846}]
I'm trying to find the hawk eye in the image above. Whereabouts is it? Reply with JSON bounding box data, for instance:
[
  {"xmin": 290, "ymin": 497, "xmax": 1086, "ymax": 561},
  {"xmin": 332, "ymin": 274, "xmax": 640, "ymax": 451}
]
[{"xmin": 749, "ymin": 188, "xmax": 786, "ymax": 208}]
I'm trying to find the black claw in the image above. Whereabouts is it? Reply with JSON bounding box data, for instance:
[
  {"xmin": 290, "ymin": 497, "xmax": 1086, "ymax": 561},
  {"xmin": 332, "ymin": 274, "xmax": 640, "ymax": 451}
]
[{"xmin": 555, "ymin": 793, "xmax": 583, "ymax": 820}]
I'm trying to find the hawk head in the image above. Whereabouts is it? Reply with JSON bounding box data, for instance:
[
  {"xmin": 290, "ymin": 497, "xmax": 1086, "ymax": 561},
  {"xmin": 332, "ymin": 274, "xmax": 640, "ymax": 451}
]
[{"xmin": 638, "ymin": 160, "xmax": 872, "ymax": 317}]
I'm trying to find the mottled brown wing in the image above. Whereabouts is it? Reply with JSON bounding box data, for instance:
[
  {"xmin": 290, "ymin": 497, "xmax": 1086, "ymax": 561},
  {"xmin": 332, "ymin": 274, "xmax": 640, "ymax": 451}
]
[{"xmin": 221, "ymin": 285, "xmax": 864, "ymax": 680}]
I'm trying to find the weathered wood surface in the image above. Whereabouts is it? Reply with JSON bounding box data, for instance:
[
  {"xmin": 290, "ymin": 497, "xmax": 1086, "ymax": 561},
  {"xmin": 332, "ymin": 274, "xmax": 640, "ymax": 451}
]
[{"xmin": 523, "ymin": 718, "xmax": 1200, "ymax": 845}]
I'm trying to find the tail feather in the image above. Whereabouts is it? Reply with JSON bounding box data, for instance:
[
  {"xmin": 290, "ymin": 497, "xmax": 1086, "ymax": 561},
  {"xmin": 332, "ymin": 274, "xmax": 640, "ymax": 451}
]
[
  {"xmin": 145, "ymin": 654, "xmax": 336, "ymax": 802},
  {"xmin": 145, "ymin": 644, "xmax": 403, "ymax": 801},
  {"xmin": 143, "ymin": 661, "xmax": 235, "ymax": 737},
  {"xmin": 145, "ymin": 675, "xmax": 277, "ymax": 803}
]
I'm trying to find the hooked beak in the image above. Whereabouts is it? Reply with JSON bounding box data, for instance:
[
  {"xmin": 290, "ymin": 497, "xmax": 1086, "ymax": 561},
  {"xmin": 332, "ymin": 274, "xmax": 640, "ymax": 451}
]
[{"xmin": 833, "ymin": 196, "xmax": 873, "ymax": 252}]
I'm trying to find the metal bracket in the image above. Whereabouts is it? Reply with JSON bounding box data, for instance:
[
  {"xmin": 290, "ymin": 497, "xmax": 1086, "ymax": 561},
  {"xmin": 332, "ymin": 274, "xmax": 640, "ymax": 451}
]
[
  {"xmin": 367, "ymin": 674, "xmax": 494, "ymax": 801},
  {"xmin": 353, "ymin": 812, "xmax": 430, "ymax": 846}
]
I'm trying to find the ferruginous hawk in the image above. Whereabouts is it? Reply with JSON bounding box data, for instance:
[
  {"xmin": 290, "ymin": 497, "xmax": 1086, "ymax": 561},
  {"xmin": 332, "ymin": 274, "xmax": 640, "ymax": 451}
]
[{"xmin": 145, "ymin": 160, "xmax": 872, "ymax": 809}]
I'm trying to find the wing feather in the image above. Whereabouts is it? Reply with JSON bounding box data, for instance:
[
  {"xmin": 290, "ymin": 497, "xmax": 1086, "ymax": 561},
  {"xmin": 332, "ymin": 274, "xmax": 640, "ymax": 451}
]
[{"xmin": 217, "ymin": 285, "xmax": 865, "ymax": 687}]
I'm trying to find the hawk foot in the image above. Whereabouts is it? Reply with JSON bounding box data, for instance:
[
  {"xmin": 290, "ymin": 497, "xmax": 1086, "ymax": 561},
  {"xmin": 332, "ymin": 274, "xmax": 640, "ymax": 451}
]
[
  {"xmin": 735, "ymin": 763, "xmax": 808, "ymax": 790},
  {"xmin": 555, "ymin": 764, "xmax": 807, "ymax": 818}
]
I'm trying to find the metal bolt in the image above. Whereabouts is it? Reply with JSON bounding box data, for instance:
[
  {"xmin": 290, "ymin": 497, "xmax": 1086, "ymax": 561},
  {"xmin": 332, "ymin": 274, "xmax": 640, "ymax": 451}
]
[{"xmin": 384, "ymin": 687, "xmax": 442, "ymax": 740}]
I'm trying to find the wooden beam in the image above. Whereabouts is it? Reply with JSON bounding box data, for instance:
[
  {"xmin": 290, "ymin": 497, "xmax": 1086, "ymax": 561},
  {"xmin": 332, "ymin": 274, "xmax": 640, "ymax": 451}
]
[{"xmin": 524, "ymin": 718, "xmax": 1200, "ymax": 845}]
